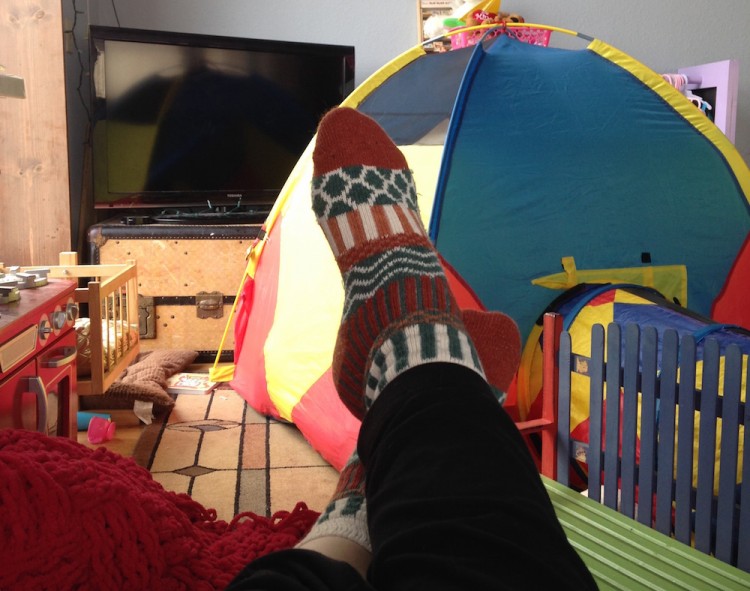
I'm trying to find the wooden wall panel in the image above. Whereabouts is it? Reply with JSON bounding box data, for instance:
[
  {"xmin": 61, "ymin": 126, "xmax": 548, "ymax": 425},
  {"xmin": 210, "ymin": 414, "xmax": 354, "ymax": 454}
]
[{"xmin": 0, "ymin": 0, "xmax": 71, "ymax": 266}]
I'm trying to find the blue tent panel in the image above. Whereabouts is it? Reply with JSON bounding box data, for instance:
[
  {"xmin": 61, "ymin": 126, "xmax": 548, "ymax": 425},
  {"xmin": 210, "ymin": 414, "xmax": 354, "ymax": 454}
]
[
  {"xmin": 358, "ymin": 47, "xmax": 472, "ymax": 144},
  {"xmin": 431, "ymin": 36, "xmax": 750, "ymax": 342}
]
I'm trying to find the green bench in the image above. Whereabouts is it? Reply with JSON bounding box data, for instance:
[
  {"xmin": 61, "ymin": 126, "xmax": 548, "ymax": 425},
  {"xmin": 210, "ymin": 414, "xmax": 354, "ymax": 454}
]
[
  {"xmin": 536, "ymin": 311, "xmax": 750, "ymax": 588},
  {"xmin": 545, "ymin": 477, "xmax": 750, "ymax": 590}
]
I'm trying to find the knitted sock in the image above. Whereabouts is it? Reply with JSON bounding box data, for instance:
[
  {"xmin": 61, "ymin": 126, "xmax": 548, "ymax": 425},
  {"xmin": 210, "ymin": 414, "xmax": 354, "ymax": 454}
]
[
  {"xmin": 296, "ymin": 450, "xmax": 370, "ymax": 551},
  {"xmin": 312, "ymin": 107, "xmax": 487, "ymax": 420},
  {"xmin": 461, "ymin": 308, "xmax": 521, "ymax": 395}
]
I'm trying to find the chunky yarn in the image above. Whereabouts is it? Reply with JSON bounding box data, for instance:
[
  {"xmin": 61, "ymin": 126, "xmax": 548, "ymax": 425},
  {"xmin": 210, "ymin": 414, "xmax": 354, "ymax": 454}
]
[{"xmin": 0, "ymin": 429, "xmax": 319, "ymax": 591}]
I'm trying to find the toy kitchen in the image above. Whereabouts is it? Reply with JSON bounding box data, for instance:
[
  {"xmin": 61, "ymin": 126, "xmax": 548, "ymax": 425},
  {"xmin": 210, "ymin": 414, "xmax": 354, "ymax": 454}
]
[{"xmin": 0, "ymin": 266, "xmax": 78, "ymax": 438}]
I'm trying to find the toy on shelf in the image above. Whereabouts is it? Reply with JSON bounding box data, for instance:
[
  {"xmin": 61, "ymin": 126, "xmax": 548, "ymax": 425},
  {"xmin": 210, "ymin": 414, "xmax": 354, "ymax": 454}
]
[
  {"xmin": 465, "ymin": 9, "xmax": 525, "ymax": 27},
  {"xmin": 422, "ymin": 0, "xmax": 503, "ymax": 40},
  {"xmin": 421, "ymin": 1, "xmax": 548, "ymax": 51}
]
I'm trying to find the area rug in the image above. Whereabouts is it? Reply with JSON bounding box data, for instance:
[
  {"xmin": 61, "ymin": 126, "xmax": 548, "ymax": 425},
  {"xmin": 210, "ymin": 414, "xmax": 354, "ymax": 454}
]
[{"xmin": 132, "ymin": 386, "xmax": 339, "ymax": 522}]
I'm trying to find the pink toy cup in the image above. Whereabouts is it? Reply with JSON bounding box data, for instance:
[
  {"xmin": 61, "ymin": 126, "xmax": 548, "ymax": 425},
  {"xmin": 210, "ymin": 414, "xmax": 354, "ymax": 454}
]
[{"xmin": 87, "ymin": 416, "xmax": 116, "ymax": 444}]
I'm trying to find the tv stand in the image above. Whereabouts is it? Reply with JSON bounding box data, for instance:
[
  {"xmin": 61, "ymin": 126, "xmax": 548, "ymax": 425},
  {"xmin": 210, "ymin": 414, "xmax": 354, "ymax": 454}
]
[
  {"xmin": 112, "ymin": 205, "xmax": 270, "ymax": 226},
  {"xmin": 150, "ymin": 209, "xmax": 268, "ymax": 225}
]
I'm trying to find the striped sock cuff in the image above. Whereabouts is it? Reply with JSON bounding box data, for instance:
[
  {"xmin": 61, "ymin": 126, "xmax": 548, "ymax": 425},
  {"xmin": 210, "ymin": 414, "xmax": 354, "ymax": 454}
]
[
  {"xmin": 299, "ymin": 496, "xmax": 371, "ymax": 552},
  {"xmin": 366, "ymin": 323, "xmax": 486, "ymax": 405},
  {"xmin": 316, "ymin": 202, "xmax": 425, "ymax": 262}
]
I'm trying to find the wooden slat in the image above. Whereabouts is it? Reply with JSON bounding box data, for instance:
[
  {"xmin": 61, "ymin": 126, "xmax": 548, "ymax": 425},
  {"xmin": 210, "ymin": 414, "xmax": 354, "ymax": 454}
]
[
  {"xmin": 695, "ymin": 338, "xmax": 720, "ymax": 554},
  {"xmin": 716, "ymin": 344, "xmax": 742, "ymax": 563},
  {"xmin": 674, "ymin": 335, "xmax": 697, "ymax": 544},
  {"xmin": 739, "ymin": 360, "xmax": 750, "ymax": 571},
  {"xmin": 588, "ymin": 324, "xmax": 605, "ymax": 503},
  {"xmin": 513, "ymin": 418, "xmax": 555, "ymax": 433},
  {"xmin": 540, "ymin": 312, "xmax": 562, "ymax": 478},
  {"xmin": 620, "ymin": 323, "xmax": 640, "ymax": 518},
  {"xmin": 557, "ymin": 330, "xmax": 573, "ymax": 487},
  {"xmin": 637, "ymin": 326, "xmax": 659, "ymax": 527},
  {"xmin": 59, "ymin": 252, "xmax": 79, "ymax": 266},
  {"xmin": 603, "ymin": 323, "xmax": 622, "ymax": 510},
  {"xmin": 86, "ymin": 280, "xmax": 105, "ymax": 393},
  {"xmin": 655, "ymin": 329, "xmax": 679, "ymax": 535},
  {"xmin": 43, "ymin": 263, "xmax": 135, "ymax": 281}
]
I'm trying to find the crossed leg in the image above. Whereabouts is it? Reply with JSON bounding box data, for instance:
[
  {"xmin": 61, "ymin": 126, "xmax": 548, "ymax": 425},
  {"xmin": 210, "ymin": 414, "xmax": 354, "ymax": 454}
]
[{"xmin": 227, "ymin": 108, "xmax": 598, "ymax": 591}]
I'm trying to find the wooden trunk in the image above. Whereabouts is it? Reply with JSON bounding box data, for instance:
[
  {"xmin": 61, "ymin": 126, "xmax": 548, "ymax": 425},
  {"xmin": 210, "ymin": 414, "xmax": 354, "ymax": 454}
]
[{"xmin": 88, "ymin": 219, "xmax": 260, "ymax": 361}]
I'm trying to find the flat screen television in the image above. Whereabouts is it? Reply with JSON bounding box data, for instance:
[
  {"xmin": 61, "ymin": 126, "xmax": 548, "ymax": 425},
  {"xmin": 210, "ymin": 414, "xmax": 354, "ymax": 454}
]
[{"xmin": 89, "ymin": 26, "xmax": 355, "ymax": 219}]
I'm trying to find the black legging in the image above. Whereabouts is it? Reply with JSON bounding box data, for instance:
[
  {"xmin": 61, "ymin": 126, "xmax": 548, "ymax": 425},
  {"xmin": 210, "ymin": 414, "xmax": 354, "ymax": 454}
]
[{"xmin": 227, "ymin": 363, "xmax": 599, "ymax": 590}]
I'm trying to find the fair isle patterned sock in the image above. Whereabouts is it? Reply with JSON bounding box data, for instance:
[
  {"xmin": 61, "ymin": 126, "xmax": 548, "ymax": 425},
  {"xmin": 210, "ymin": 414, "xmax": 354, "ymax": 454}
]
[
  {"xmin": 297, "ymin": 451, "xmax": 370, "ymax": 551},
  {"xmin": 312, "ymin": 107, "xmax": 485, "ymax": 420},
  {"xmin": 461, "ymin": 309, "xmax": 522, "ymax": 397}
]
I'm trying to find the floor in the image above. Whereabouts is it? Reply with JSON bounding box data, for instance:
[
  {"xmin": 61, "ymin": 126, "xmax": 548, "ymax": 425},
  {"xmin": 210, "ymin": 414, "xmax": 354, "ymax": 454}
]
[
  {"xmin": 76, "ymin": 365, "xmax": 339, "ymax": 518},
  {"xmin": 76, "ymin": 407, "xmax": 145, "ymax": 457}
]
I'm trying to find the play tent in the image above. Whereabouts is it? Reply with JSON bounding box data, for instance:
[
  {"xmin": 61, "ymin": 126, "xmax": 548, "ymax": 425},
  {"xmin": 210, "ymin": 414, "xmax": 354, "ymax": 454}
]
[{"xmin": 212, "ymin": 24, "xmax": 750, "ymax": 470}]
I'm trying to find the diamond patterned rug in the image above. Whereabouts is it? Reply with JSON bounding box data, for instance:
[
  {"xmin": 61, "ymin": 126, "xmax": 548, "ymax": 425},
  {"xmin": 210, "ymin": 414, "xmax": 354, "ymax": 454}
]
[{"xmin": 132, "ymin": 386, "xmax": 339, "ymax": 522}]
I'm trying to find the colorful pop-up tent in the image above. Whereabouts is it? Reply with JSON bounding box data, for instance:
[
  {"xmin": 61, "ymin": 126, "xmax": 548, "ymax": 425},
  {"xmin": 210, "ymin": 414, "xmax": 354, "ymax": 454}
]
[{"xmin": 212, "ymin": 25, "xmax": 750, "ymax": 470}]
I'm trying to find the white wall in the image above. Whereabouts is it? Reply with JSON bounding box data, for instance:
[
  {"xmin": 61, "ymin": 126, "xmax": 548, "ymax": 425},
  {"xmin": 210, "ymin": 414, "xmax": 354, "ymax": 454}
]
[
  {"xmin": 87, "ymin": 0, "xmax": 420, "ymax": 89},
  {"xmin": 62, "ymin": 0, "xmax": 420, "ymax": 250},
  {"xmin": 79, "ymin": 0, "xmax": 750, "ymax": 161},
  {"xmin": 63, "ymin": 0, "xmax": 750, "ymax": 251}
]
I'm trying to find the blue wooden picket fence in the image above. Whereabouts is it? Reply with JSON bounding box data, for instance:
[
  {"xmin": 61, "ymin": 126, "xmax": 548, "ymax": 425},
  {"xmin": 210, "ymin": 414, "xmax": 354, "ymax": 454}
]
[{"xmin": 554, "ymin": 320, "xmax": 749, "ymax": 571}]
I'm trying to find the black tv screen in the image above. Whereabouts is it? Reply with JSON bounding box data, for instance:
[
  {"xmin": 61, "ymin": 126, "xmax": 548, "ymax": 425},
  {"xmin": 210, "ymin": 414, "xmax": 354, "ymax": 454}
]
[{"xmin": 89, "ymin": 26, "xmax": 355, "ymax": 214}]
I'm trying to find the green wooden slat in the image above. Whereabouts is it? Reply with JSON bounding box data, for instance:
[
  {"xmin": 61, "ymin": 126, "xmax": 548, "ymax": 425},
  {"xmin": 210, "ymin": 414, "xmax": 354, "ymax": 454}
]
[
  {"xmin": 553, "ymin": 504, "xmax": 694, "ymax": 590},
  {"xmin": 543, "ymin": 478, "xmax": 750, "ymax": 591}
]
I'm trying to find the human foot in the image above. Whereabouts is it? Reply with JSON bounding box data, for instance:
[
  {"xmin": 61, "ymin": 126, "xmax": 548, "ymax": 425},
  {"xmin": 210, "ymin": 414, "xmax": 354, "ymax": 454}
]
[
  {"xmin": 296, "ymin": 450, "xmax": 370, "ymax": 556},
  {"xmin": 311, "ymin": 107, "xmax": 487, "ymax": 420}
]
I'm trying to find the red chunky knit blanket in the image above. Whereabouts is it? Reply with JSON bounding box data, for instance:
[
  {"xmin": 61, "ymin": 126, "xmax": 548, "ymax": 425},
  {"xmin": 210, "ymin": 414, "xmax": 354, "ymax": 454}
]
[{"xmin": 0, "ymin": 429, "xmax": 319, "ymax": 590}]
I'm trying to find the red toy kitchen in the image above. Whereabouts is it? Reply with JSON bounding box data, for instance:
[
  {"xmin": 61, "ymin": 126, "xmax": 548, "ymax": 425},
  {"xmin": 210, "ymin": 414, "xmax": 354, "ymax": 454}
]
[{"xmin": 0, "ymin": 267, "xmax": 78, "ymax": 438}]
